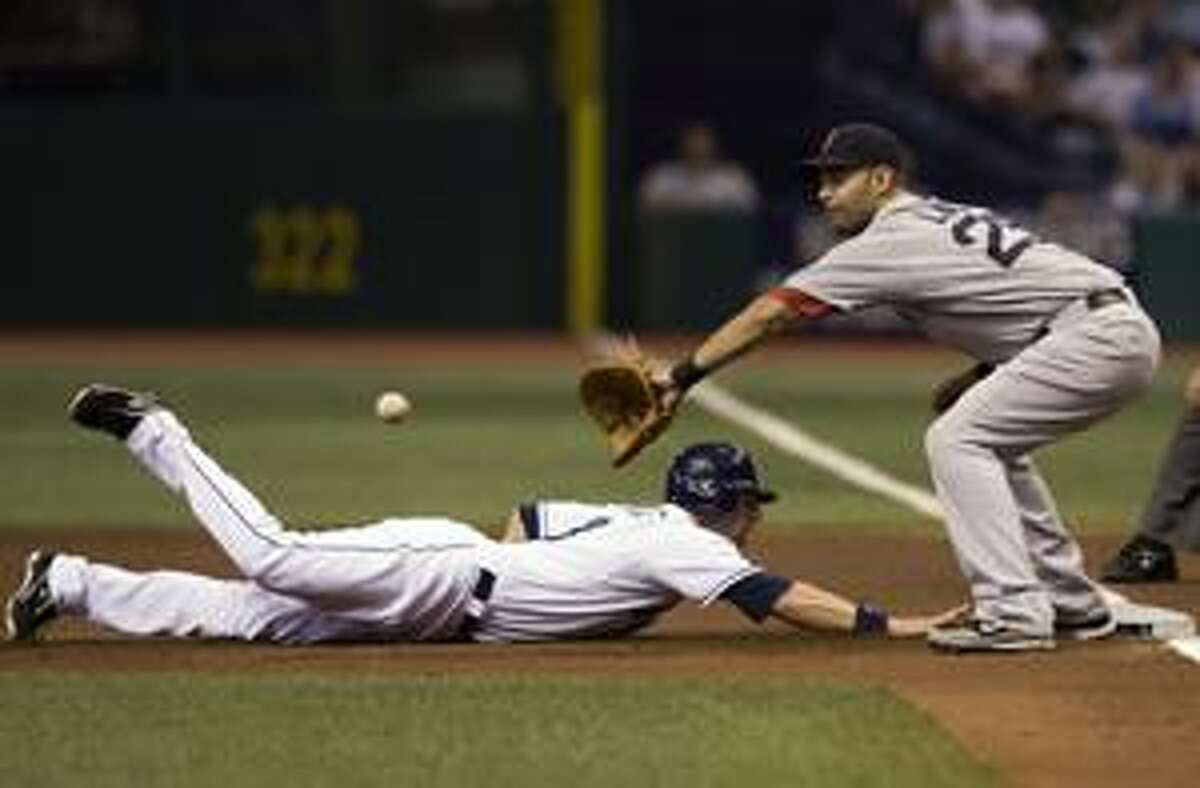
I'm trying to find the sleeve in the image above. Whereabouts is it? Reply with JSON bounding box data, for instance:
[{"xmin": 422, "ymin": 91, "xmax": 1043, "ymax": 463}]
[
  {"xmin": 643, "ymin": 525, "xmax": 761, "ymax": 606},
  {"xmin": 720, "ymin": 572, "xmax": 792, "ymax": 623},
  {"xmin": 780, "ymin": 232, "xmax": 915, "ymax": 312},
  {"xmin": 517, "ymin": 502, "xmax": 542, "ymax": 540}
]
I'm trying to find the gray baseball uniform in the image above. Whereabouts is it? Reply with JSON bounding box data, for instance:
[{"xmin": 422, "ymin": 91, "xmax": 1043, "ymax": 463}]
[
  {"xmin": 43, "ymin": 408, "xmax": 768, "ymax": 643},
  {"xmin": 775, "ymin": 190, "xmax": 1161, "ymax": 634}
]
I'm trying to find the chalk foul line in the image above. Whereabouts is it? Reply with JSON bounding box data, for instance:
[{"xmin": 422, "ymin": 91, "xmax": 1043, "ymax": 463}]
[{"xmin": 689, "ymin": 381, "xmax": 944, "ymax": 520}]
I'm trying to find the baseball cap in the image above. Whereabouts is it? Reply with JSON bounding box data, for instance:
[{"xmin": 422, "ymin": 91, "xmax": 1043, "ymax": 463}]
[{"xmin": 799, "ymin": 122, "xmax": 912, "ymax": 173}]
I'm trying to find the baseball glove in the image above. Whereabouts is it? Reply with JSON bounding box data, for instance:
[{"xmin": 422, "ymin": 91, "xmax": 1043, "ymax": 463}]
[
  {"xmin": 579, "ymin": 352, "xmax": 675, "ymax": 468},
  {"xmin": 931, "ymin": 363, "xmax": 995, "ymax": 414}
]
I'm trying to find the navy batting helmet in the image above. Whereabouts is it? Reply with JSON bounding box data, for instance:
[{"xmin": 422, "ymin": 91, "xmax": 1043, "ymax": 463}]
[{"xmin": 664, "ymin": 442, "xmax": 778, "ymax": 514}]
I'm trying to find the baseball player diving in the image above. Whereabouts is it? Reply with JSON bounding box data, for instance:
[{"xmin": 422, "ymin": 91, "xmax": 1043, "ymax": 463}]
[
  {"xmin": 651, "ymin": 122, "xmax": 1162, "ymax": 653},
  {"xmin": 5, "ymin": 384, "xmax": 959, "ymax": 645}
]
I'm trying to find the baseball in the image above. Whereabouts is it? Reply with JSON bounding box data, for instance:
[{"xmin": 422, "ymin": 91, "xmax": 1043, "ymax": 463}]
[{"xmin": 375, "ymin": 391, "xmax": 411, "ymax": 424}]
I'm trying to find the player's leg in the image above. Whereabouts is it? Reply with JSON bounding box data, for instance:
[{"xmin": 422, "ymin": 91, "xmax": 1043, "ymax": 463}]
[
  {"xmin": 925, "ymin": 309, "xmax": 1158, "ymax": 648},
  {"xmin": 9, "ymin": 550, "xmax": 302, "ymax": 641},
  {"xmin": 11, "ymin": 550, "xmax": 403, "ymax": 643},
  {"xmin": 926, "ymin": 397, "xmax": 1054, "ymax": 639},
  {"xmin": 130, "ymin": 409, "xmax": 484, "ymax": 619},
  {"xmin": 1133, "ymin": 377, "xmax": 1200, "ymax": 551},
  {"xmin": 301, "ymin": 518, "xmax": 493, "ymax": 551},
  {"xmin": 69, "ymin": 386, "xmax": 481, "ymax": 636},
  {"xmin": 1103, "ymin": 369, "xmax": 1200, "ymax": 581},
  {"xmin": 1004, "ymin": 456, "xmax": 1114, "ymax": 637}
]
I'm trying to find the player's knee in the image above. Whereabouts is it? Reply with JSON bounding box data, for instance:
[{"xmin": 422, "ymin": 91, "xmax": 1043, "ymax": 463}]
[
  {"xmin": 924, "ymin": 418, "xmax": 959, "ymax": 465},
  {"xmin": 1185, "ymin": 366, "xmax": 1200, "ymax": 409},
  {"xmin": 237, "ymin": 549, "xmax": 293, "ymax": 590}
]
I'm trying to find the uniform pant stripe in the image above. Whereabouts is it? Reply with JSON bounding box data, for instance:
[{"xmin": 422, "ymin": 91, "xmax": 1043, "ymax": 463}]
[{"xmin": 181, "ymin": 442, "xmax": 478, "ymax": 557}]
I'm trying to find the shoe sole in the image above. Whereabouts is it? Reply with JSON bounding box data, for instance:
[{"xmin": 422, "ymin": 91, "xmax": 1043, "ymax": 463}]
[
  {"xmin": 1057, "ymin": 617, "xmax": 1118, "ymax": 642},
  {"xmin": 66, "ymin": 384, "xmax": 117, "ymax": 422},
  {"xmin": 66, "ymin": 384, "xmax": 162, "ymax": 440},
  {"xmin": 928, "ymin": 636, "xmax": 1057, "ymax": 654},
  {"xmin": 5, "ymin": 551, "xmax": 47, "ymax": 641},
  {"xmin": 1100, "ymin": 574, "xmax": 1178, "ymax": 584}
]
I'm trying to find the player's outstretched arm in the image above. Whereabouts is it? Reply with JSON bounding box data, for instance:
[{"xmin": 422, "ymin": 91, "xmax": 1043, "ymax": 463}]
[
  {"xmin": 658, "ymin": 295, "xmax": 792, "ymax": 403},
  {"xmin": 656, "ymin": 290, "xmax": 832, "ymax": 409},
  {"xmin": 769, "ymin": 579, "xmax": 965, "ymax": 638}
]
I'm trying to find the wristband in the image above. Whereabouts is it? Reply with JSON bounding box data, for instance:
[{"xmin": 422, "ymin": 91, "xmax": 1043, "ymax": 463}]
[
  {"xmin": 670, "ymin": 358, "xmax": 708, "ymax": 390},
  {"xmin": 852, "ymin": 603, "xmax": 890, "ymax": 637}
]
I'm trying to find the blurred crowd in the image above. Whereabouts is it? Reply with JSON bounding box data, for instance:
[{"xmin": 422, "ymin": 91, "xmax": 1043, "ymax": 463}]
[
  {"xmin": 786, "ymin": 0, "xmax": 1200, "ymax": 275},
  {"xmin": 634, "ymin": 1, "xmax": 1200, "ymax": 328},
  {"xmin": 918, "ymin": 0, "xmax": 1200, "ymax": 216}
]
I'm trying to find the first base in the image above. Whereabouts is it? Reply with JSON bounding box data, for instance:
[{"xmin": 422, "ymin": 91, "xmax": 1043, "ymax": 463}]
[{"xmin": 1100, "ymin": 586, "xmax": 1197, "ymax": 640}]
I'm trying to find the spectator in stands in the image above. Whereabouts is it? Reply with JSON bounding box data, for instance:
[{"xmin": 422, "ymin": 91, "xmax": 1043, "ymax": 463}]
[
  {"xmin": 1064, "ymin": 35, "xmax": 1149, "ymax": 133},
  {"xmin": 1065, "ymin": 0, "xmax": 1165, "ymax": 61},
  {"xmin": 1117, "ymin": 42, "xmax": 1200, "ymax": 211},
  {"xmin": 639, "ymin": 122, "xmax": 761, "ymax": 214},
  {"xmin": 922, "ymin": 0, "xmax": 1052, "ymax": 109}
]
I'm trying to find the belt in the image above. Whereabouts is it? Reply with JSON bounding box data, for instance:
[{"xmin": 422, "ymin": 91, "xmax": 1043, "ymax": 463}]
[
  {"xmin": 1037, "ymin": 287, "xmax": 1131, "ymax": 340},
  {"xmin": 455, "ymin": 568, "xmax": 496, "ymax": 641},
  {"xmin": 1085, "ymin": 288, "xmax": 1129, "ymax": 311}
]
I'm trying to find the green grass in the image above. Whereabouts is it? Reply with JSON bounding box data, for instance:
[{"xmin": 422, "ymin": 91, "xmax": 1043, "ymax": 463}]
[
  {"xmin": 3, "ymin": 348, "xmax": 1195, "ymax": 533},
  {"xmin": 723, "ymin": 350, "xmax": 1198, "ymax": 530},
  {"xmin": 0, "ymin": 672, "xmax": 996, "ymax": 788}
]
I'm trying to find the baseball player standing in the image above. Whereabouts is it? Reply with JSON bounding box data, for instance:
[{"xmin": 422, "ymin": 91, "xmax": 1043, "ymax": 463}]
[
  {"xmin": 1102, "ymin": 362, "xmax": 1200, "ymax": 582},
  {"xmin": 6, "ymin": 384, "xmax": 958, "ymax": 645},
  {"xmin": 656, "ymin": 123, "xmax": 1161, "ymax": 653}
]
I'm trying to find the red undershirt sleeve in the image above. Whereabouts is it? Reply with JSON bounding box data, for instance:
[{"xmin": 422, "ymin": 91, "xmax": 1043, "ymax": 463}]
[{"xmin": 764, "ymin": 286, "xmax": 836, "ymax": 319}]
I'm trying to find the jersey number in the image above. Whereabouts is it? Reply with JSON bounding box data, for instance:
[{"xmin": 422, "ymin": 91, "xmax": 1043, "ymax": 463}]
[{"xmin": 951, "ymin": 213, "xmax": 1035, "ymax": 268}]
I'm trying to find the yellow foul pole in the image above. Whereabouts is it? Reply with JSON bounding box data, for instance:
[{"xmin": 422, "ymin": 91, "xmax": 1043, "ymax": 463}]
[{"xmin": 556, "ymin": 0, "xmax": 605, "ymax": 334}]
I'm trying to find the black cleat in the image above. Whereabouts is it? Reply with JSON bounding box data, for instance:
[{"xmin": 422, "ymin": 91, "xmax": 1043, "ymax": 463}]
[
  {"xmin": 68, "ymin": 384, "xmax": 161, "ymax": 440},
  {"xmin": 1054, "ymin": 611, "xmax": 1117, "ymax": 641},
  {"xmin": 1100, "ymin": 535, "xmax": 1178, "ymax": 584},
  {"xmin": 6, "ymin": 550, "xmax": 59, "ymax": 641}
]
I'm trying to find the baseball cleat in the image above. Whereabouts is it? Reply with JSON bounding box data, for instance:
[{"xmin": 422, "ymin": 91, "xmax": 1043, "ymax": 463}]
[
  {"xmin": 1054, "ymin": 611, "xmax": 1117, "ymax": 641},
  {"xmin": 68, "ymin": 384, "xmax": 162, "ymax": 440},
  {"xmin": 1100, "ymin": 535, "xmax": 1178, "ymax": 584},
  {"xmin": 6, "ymin": 550, "xmax": 59, "ymax": 641},
  {"xmin": 927, "ymin": 619, "xmax": 1055, "ymax": 653}
]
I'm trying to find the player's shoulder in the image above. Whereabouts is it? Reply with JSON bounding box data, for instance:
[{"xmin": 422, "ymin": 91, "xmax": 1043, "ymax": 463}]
[
  {"xmin": 655, "ymin": 505, "xmax": 744, "ymax": 548},
  {"xmin": 818, "ymin": 193, "xmax": 947, "ymax": 256},
  {"xmin": 875, "ymin": 193, "xmax": 970, "ymax": 229},
  {"xmin": 529, "ymin": 499, "xmax": 680, "ymax": 537},
  {"xmin": 843, "ymin": 193, "xmax": 982, "ymax": 254}
]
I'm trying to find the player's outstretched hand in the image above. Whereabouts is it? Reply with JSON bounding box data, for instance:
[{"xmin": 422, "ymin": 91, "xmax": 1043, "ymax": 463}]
[{"xmin": 887, "ymin": 603, "xmax": 971, "ymax": 638}]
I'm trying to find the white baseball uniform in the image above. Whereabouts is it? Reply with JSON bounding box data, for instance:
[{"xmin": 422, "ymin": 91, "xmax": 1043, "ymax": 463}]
[
  {"xmin": 45, "ymin": 409, "xmax": 771, "ymax": 643},
  {"xmin": 773, "ymin": 190, "xmax": 1161, "ymax": 634}
]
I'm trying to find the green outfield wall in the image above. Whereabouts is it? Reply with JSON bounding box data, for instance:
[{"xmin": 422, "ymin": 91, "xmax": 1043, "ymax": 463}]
[
  {"xmin": 1134, "ymin": 216, "xmax": 1200, "ymax": 341},
  {"xmin": 634, "ymin": 211, "xmax": 763, "ymax": 331},
  {"xmin": 5, "ymin": 104, "xmax": 560, "ymax": 328},
  {"xmin": 5, "ymin": 100, "xmax": 1198, "ymax": 336}
]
